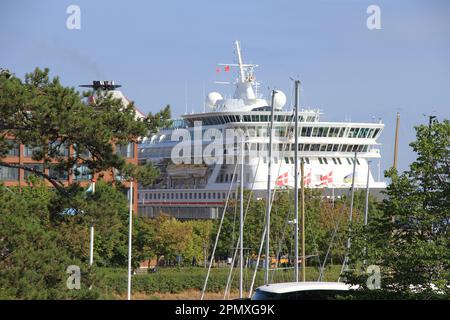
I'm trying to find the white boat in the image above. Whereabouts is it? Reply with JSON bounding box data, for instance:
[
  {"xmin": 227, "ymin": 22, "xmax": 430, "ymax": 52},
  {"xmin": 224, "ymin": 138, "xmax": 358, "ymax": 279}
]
[
  {"xmin": 251, "ymin": 281, "xmax": 358, "ymax": 300},
  {"xmin": 137, "ymin": 41, "xmax": 386, "ymax": 219}
]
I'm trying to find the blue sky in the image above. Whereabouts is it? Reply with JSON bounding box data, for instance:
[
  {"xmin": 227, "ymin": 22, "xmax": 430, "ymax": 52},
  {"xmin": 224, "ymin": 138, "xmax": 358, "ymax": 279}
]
[{"xmin": 1, "ymin": 0, "xmax": 449, "ymax": 175}]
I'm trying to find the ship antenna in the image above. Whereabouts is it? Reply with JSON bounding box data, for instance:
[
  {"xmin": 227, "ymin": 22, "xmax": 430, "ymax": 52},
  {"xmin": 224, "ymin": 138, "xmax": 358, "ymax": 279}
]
[{"xmin": 235, "ymin": 40, "xmax": 245, "ymax": 83}]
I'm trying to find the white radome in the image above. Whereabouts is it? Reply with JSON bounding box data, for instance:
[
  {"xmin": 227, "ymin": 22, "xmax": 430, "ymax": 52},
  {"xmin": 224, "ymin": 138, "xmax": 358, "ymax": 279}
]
[
  {"xmin": 273, "ymin": 90, "xmax": 287, "ymax": 110},
  {"xmin": 206, "ymin": 92, "xmax": 223, "ymax": 109}
]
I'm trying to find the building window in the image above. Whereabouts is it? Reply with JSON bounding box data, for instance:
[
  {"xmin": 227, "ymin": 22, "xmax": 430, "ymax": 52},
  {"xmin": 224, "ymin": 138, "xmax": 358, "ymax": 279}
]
[
  {"xmin": 0, "ymin": 165, "xmax": 19, "ymax": 181},
  {"xmin": 74, "ymin": 144, "xmax": 91, "ymax": 158},
  {"xmin": 73, "ymin": 165, "xmax": 92, "ymax": 181},
  {"xmin": 23, "ymin": 163, "xmax": 44, "ymax": 179},
  {"xmin": 23, "ymin": 145, "xmax": 42, "ymax": 157},
  {"xmin": 116, "ymin": 143, "xmax": 135, "ymax": 158},
  {"xmin": 5, "ymin": 140, "xmax": 19, "ymax": 157},
  {"xmin": 49, "ymin": 165, "xmax": 68, "ymax": 181},
  {"xmin": 49, "ymin": 141, "xmax": 69, "ymax": 157}
]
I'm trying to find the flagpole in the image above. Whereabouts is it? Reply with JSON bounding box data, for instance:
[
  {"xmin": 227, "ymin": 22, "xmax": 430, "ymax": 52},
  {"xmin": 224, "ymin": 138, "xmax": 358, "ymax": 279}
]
[
  {"xmin": 293, "ymin": 80, "xmax": 300, "ymax": 282},
  {"xmin": 300, "ymin": 159, "xmax": 306, "ymax": 282},
  {"xmin": 127, "ymin": 180, "xmax": 133, "ymax": 301},
  {"xmin": 89, "ymin": 179, "xmax": 96, "ymax": 267}
]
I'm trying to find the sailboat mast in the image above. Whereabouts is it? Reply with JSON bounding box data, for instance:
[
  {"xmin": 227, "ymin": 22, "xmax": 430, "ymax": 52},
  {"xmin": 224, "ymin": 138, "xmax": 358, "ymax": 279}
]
[
  {"xmin": 363, "ymin": 160, "xmax": 371, "ymax": 267},
  {"xmin": 264, "ymin": 91, "xmax": 276, "ymax": 285},
  {"xmin": 300, "ymin": 159, "xmax": 306, "ymax": 282},
  {"xmin": 293, "ymin": 80, "xmax": 300, "ymax": 282},
  {"xmin": 239, "ymin": 135, "xmax": 244, "ymax": 298},
  {"xmin": 340, "ymin": 151, "xmax": 358, "ymax": 279}
]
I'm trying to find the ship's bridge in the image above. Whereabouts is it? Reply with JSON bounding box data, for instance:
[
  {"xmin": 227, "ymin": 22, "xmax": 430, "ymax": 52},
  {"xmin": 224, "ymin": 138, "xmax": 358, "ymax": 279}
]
[{"xmin": 181, "ymin": 108, "xmax": 322, "ymax": 127}]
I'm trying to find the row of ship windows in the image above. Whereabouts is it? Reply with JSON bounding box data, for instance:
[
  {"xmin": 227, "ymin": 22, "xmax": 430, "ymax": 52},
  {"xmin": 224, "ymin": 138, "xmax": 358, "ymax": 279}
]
[
  {"xmin": 141, "ymin": 143, "xmax": 372, "ymax": 157},
  {"xmin": 140, "ymin": 191, "xmax": 230, "ymax": 201},
  {"xmin": 156, "ymin": 126, "xmax": 380, "ymax": 143},
  {"xmin": 184, "ymin": 114, "xmax": 318, "ymax": 126}
]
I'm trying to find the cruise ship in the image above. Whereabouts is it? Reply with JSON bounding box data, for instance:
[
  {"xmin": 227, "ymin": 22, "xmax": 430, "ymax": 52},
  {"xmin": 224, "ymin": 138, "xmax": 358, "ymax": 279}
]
[{"xmin": 137, "ymin": 41, "xmax": 386, "ymax": 219}]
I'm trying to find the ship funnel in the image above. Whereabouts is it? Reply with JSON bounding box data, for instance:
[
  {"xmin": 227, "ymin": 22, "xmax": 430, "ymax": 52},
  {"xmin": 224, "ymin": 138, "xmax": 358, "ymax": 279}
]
[{"xmin": 79, "ymin": 80, "xmax": 122, "ymax": 91}]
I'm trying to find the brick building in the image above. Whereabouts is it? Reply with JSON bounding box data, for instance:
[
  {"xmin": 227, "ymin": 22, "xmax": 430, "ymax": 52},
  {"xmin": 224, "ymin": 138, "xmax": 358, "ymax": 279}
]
[{"xmin": 0, "ymin": 81, "xmax": 145, "ymax": 213}]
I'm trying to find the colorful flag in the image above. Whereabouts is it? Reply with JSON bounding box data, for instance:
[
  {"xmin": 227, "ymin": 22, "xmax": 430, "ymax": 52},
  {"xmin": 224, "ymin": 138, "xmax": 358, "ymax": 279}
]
[
  {"xmin": 303, "ymin": 171, "xmax": 312, "ymax": 186},
  {"xmin": 343, "ymin": 172, "xmax": 357, "ymax": 183},
  {"xmin": 224, "ymin": 65, "xmax": 230, "ymax": 72},
  {"xmin": 276, "ymin": 172, "xmax": 289, "ymax": 186},
  {"xmin": 320, "ymin": 171, "xmax": 333, "ymax": 186}
]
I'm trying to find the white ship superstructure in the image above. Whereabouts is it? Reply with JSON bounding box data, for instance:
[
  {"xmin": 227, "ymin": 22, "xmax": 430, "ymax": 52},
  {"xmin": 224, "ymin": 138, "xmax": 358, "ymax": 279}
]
[{"xmin": 138, "ymin": 41, "xmax": 386, "ymax": 219}]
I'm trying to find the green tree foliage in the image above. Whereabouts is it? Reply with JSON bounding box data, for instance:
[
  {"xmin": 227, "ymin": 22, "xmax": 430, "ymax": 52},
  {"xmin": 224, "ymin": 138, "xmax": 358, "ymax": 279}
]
[
  {"xmin": 0, "ymin": 180, "xmax": 98, "ymax": 299},
  {"xmin": 0, "ymin": 67, "xmax": 173, "ymax": 299},
  {"xmin": 133, "ymin": 215, "xmax": 214, "ymax": 267},
  {"xmin": 0, "ymin": 67, "xmax": 171, "ymax": 189},
  {"xmin": 345, "ymin": 119, "xmax": 450, "ymax": 298}
]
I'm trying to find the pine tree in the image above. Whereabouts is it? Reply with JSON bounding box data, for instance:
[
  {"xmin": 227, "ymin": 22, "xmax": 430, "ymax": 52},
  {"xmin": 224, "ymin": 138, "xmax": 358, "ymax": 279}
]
[{"xmin": 346, "ymin": 119, "xmax": 449, "ymax": 298}]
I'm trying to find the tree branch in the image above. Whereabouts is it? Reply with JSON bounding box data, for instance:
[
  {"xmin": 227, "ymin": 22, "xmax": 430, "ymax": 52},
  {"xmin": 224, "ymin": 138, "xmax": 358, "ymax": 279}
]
[{"xmin": 0, "ymin": 160, "xmax": 67, "ymax": 195}]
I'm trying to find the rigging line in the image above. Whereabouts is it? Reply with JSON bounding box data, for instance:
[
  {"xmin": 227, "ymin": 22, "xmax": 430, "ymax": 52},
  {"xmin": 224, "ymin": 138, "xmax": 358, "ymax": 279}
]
[
  {"xmin": 318, "ymin": 203, "xmax": 346, "ymax": 281},
  {"xmin": 248, "ymin": 223, "xmax": 266, "ymax": 298},
  {"xmin": 200, "ymin": 161, "xmax": 238, "ymax": 300},
  {"xmin": 338, "ymin": 162, "xmax": 357, "ymax": 282},
  {"xmin": 223, "ymin": 177, "xmax": 240, "ymax": 298},
  {"xmin": 262, "ymin": 116, "xmax": 294, "ymax": 284},
  {"xmin": 310, "ymin": 224, "xmax": 323, "ymax": 273},
  {"xmin": 223, "ymin": 148, "xmax": 262, "ymax": 299},
  {"xmin": 270, "ymin": 202, "xmax": 292, "ymax": 283},
  {"xmin": 225, "ymin": 114, "xmax": 294, "ymax": 299},
  {"xmin": 229, "ymin": 177, "xmax": 239, "ymax": 254},
  {"xmin": 248, "ymin": 111, "xmax": 296, "ymax": 297}
]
